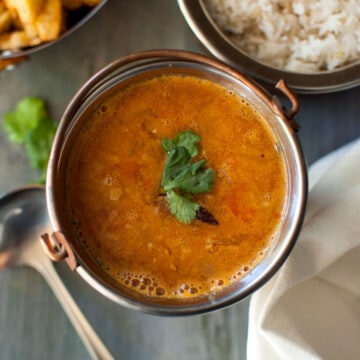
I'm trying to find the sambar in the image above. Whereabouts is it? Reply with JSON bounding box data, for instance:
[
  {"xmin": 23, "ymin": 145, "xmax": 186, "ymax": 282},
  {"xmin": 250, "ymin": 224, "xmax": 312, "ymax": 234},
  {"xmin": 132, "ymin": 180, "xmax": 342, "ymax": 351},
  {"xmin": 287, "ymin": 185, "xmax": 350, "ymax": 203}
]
[{"xmin": 65, "ymin": 74, "xmax": 286, "ymax": 298}]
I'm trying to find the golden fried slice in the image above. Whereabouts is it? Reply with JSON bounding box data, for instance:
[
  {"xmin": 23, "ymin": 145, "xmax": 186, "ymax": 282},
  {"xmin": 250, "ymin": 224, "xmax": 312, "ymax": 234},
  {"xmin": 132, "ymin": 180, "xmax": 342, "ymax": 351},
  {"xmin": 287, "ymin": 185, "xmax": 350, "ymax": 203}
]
[
  {"xmin": 36, "ymin": 0, "xmax": 62, "ymax": 42},
  {"xmin": 3, "ymin": 6, "xmax": 22, "ymax": 30},
  {"xmin": 4, "ymin": 0, "xmax": 46, "ymax": 24},
  {"xmin": 23, "ymin": 22, "xmax": 38, "ymax": 39},
  {"xmin": 62, "ymin": 0, "xmax": 102, "ymax": 9},
  {"xmin": 61, "ymin": 0, "xmax": 83, "ymax": 10},
  {"xmin": 3, "ymin": 0, "xmax": 16, "ymax": 9},
  {"xmin": 0, "ymin": 30, "xmax": 40, "ymax": 50},
  {"xmin": 82, "ymin": 0, "xmax": 102, "ymax": 6},
  {"xmin": 0, "ymin": 10, "xmax": 12, "ymax": 34},
  {"xmin": 0, "ymin": 0, "xmax": 102, "ymax": 51}
]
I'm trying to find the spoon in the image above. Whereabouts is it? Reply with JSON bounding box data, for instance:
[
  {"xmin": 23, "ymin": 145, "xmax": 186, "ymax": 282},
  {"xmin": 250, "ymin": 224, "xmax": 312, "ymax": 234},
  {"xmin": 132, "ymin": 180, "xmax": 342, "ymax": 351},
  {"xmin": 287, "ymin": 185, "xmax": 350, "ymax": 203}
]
[{"xmin": 0, "ymin": 185, "xmax": 114, "ymax": 360}]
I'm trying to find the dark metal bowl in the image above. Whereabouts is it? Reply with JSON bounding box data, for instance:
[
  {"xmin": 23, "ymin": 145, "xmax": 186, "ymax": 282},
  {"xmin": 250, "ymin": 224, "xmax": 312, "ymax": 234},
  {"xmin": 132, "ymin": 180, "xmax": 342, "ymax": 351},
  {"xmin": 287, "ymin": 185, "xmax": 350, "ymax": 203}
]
[
  {"xmin": 178, "ymin": 0, "xmax": 360, "ymax": 94},
  {"xmin": 0, "ymin": 1, "xmax": 107, "ymax": 69}
]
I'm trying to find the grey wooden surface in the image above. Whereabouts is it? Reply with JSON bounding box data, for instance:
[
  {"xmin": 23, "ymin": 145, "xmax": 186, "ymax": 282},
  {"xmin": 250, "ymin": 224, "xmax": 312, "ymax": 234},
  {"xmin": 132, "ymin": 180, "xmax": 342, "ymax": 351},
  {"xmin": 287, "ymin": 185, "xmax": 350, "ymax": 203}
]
[{"xmin": 0, "ymin": 1, "xmax": 360, "ymax": 359}]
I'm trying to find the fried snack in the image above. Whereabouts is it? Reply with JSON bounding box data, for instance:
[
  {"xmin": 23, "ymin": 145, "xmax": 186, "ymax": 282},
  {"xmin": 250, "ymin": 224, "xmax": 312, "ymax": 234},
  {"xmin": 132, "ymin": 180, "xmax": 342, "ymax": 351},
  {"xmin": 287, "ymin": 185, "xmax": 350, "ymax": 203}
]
[
  {"xmin": 61, "ymin": 0, "xmax": 83, "ymax": 10},
  {"xmin": 82, "ymin": 0, "xmax": 101, "ymax": 6},
  {"xmin": 0, "ymin": 0, "xmax": 103, "ymax": 51},
  {"xmin": 62, "ymin": 0, "xmax": 101, "ymax": 10},
  {"xmin": 0, "ymin": 30, "xmax": 40, "ymax": 50},
  {"xmin": 4, "ymin": 0, "xmax": 46, "ymax": 24},
  {"xmin": 0, "ymin": 7, "xmax": 12, "ymax": 33},
  {"xmin": 36, "ymin": 0, "xmax": 62, "ymax": 41}
]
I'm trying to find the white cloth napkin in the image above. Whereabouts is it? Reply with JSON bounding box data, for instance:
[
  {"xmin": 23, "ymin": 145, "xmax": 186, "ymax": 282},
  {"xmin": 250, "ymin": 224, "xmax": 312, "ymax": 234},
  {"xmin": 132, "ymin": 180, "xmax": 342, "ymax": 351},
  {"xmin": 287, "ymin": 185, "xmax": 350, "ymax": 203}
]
[{"xmin": 247, "ymin": 139, "xmax": 360, "ymax": 360}]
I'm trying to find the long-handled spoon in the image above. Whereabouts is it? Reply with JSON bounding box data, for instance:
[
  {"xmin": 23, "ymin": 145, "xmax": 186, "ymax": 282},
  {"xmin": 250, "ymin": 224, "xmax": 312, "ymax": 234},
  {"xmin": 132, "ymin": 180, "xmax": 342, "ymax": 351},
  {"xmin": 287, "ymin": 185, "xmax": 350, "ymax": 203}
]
[{"xmin": 0, "ymin": 185, "xmax": 114, "ymax": 360}]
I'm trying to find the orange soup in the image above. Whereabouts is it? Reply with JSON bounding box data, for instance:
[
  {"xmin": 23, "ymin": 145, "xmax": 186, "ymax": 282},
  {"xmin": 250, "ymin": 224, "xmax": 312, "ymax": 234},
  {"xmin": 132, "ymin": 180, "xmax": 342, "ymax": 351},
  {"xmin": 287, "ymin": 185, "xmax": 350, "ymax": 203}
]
[{"xmin": 65, "ymin": 74, "xmax": 287, "ymax": 299}]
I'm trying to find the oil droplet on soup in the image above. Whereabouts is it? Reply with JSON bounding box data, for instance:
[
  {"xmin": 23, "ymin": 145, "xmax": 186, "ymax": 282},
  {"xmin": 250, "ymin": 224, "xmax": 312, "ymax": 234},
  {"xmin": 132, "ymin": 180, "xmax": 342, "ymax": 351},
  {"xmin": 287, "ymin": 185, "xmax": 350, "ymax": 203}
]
[{"xmin": 65, "ymin": 74, "xmax": 287, "ymax": 299}]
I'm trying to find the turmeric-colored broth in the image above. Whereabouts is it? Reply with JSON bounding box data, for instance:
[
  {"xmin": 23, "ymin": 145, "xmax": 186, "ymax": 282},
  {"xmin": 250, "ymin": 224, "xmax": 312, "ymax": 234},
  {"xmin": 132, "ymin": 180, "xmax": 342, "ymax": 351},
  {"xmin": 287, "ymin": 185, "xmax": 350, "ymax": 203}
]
[{"xmin": 66, "ymin": 74, "xmax": 287, "ymax": 298}]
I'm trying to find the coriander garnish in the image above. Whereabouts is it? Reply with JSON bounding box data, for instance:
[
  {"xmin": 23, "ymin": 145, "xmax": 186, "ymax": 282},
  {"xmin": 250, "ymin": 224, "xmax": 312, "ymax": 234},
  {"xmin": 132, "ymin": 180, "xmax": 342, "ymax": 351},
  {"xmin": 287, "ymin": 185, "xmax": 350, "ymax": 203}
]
[
  {"xmin": 160, "ymin": 130, "xmax": 218, "ymax": 225},
  {"xmin": 3, "ymin": 97, "xmax": 57, "ymax": 184}
]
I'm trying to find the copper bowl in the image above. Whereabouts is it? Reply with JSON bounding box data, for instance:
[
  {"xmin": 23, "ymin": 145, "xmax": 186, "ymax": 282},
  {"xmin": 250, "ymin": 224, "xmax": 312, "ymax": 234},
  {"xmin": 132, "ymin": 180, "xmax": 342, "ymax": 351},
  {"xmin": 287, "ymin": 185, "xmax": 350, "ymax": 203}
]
[{"xmin": 43, "ymin": 50, "xmax": 307, "ymax": 315}]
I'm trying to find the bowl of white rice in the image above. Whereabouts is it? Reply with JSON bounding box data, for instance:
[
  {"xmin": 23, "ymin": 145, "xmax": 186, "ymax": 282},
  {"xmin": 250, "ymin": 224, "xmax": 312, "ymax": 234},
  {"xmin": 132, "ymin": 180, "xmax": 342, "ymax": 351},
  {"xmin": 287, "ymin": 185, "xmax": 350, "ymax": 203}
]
[{"xmin": 178, "ymin": 0, "xmax": 360, "ymax": 93}]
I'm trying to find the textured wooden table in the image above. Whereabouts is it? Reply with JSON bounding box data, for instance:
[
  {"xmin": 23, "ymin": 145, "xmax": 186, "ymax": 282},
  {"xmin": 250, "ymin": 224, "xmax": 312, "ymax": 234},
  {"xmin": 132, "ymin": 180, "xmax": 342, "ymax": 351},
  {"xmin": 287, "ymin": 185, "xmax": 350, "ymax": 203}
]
[{"xmin": 1, "ymin": 1, "xmax": 360, "ymax": 359}]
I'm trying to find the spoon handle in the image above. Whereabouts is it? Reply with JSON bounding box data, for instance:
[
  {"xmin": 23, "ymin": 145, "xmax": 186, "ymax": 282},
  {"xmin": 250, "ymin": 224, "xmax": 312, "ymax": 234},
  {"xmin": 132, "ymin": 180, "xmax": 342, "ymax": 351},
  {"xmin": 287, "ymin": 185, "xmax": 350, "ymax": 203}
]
[{"xmin": 31, "ymin": 253, "xmax": 115, "ymax": 360}]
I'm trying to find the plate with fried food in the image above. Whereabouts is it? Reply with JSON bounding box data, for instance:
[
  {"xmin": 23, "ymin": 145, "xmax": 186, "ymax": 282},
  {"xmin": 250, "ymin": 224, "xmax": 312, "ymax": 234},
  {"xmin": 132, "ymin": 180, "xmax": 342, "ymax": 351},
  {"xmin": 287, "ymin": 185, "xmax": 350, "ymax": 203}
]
[{"xmin": 0, "ymin": 0, "xmax": 107, "ymax": 67}]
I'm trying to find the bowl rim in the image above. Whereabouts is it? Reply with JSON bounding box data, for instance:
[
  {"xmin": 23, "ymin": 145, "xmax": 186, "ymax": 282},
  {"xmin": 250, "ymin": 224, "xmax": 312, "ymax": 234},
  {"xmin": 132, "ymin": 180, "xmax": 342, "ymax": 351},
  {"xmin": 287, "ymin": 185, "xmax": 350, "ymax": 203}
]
[{"xmin": 178, "ymin": 0, "xmax": 360, "ymax": 94}]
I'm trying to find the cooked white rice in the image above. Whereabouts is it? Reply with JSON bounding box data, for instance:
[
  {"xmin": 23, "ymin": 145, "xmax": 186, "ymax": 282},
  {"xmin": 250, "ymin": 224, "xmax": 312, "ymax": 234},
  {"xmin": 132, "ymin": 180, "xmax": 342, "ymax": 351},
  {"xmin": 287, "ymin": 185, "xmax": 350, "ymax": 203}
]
[{"xmin": 204, "ymin": 0, "xmax": 360, "ymax": 73}]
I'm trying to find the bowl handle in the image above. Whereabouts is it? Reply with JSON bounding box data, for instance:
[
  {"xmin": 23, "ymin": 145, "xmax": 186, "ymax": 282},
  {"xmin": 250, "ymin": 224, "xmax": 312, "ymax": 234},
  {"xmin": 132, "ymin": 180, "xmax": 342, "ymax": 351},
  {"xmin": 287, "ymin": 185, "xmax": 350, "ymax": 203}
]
[
  {"xmin": 40, "ymin": 231, "xmax": 78, "ymax": 271},
  {"xmin": 272, "ymin": 79, "xmax": 301, "ymax": 131}
]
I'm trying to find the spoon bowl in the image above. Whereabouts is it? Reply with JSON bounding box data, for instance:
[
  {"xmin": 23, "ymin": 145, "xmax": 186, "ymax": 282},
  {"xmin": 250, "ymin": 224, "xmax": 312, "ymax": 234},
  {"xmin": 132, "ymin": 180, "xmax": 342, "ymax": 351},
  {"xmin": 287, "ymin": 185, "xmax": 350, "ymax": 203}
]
[
  {"xmin": 0, "ymin": 186, "xmax": 114, "ymax": 360},
  {"xmin": 0, "ymin": 186, "xmax": 51, "ymax": 269}
]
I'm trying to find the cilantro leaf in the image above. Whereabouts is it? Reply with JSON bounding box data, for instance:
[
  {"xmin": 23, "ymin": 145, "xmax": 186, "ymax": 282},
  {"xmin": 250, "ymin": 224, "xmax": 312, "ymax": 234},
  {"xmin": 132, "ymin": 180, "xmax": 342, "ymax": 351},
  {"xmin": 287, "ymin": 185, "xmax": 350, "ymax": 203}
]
[
  {"xmin": 167, "ymin": 190, "xmax": 200, "ymax": 224},
  {"xmin": 161, "ymin": 138, "xmax": 175, "ymax": 153},
  {"xmin": 24, "ymin": 117, "xmax": 57, "ymax": 183},
  {"xmin": 3, "ymin": 97, "xmax": 48, "ymax": 143},
  {"xmin": 160, "ymin": 130, "xmax": 216, "ymax": 224},
  {"xmin": 161, "ymin": 147, "xmax": 191, "ymax": 187},
  {"xmin": 161, "ymin": 130, "xmax": 200, "ymax": 157},
  {"xmin": 164, "ymin": 159, "xmax": 215, "ymax": 193},
  {"xmin": 3, "ymin": 97, "xmax": 57, "ymax": 184}
]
